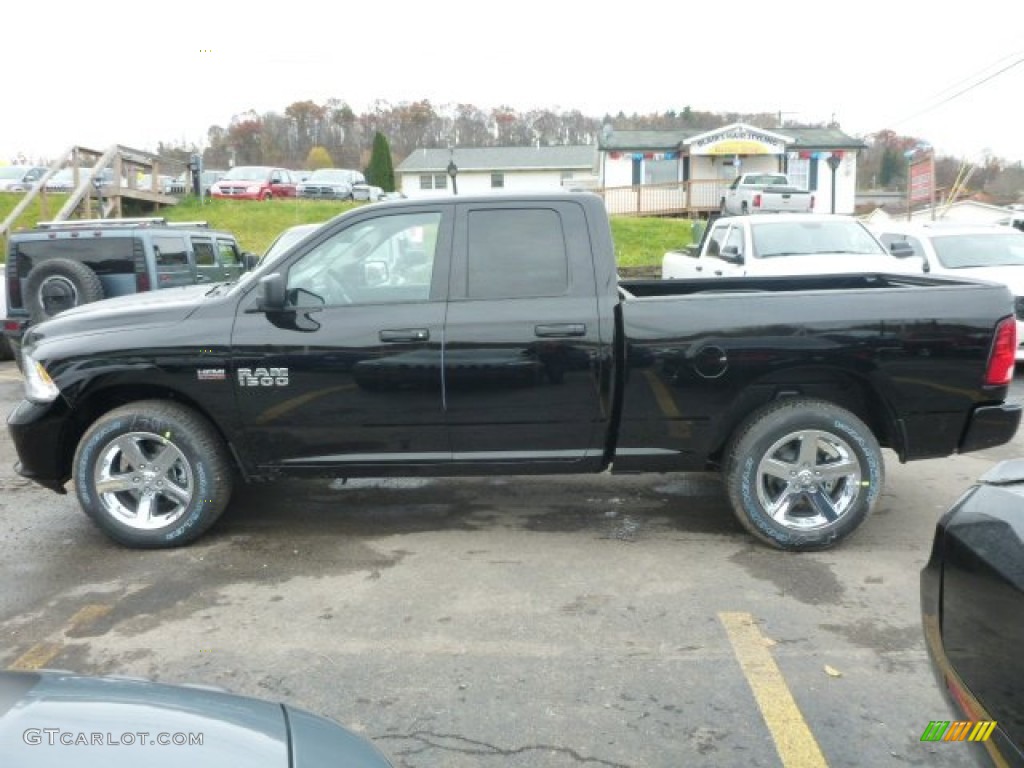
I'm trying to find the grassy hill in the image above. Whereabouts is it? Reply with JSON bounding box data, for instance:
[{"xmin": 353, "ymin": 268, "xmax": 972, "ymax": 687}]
[{"xmin": 0, "ymin": 193, "xmax": 692, "ymax": 269}]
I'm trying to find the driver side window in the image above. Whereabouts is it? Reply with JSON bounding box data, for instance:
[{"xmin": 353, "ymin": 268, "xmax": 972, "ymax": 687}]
[{"xmin": 286, "ymin": 212, "xmax": 442, "ymax": 307}]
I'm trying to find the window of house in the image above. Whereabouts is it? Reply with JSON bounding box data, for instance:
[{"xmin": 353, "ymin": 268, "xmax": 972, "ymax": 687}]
[
  {"xmin": 419, "ymin": 175, "xmax": 432, "ymax": 190},
  {"xmin": 491, "ymin": 173, "xmax": 504, "ymax": 189},
  {"xmin": 434, "ymin": 174, "xmax": 448, "ymax": 190},
  {"xmin": 466, "ymin": 209, "xmax": 568, "ymax": 299},
  {"xmin": 787, "ymin": 155, "xmax": 810, "ymax": 191}
]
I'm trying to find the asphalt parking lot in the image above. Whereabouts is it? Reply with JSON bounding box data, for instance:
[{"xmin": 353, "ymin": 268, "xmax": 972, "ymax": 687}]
[{"xmin": 1, "ymin": 357, "xmax": 1018, "ymax": 767}]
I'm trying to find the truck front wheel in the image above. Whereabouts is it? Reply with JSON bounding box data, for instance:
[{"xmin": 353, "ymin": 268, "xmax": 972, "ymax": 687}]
[
  {"xmin": 723, "ymin": 399, "xmax": 883, "ymax": 551},
  {"xmin": 73, "ymin": 401, "xmax": 234, "ymax": 548}
]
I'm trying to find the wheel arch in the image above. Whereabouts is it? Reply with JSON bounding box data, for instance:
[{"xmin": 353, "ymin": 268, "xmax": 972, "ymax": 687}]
[
  {"xmin": 706, "ymin": 367, "xmax": 902, "ymax": 467},
  {"xmin": 58, "ymin": 384, "xmax": 249, "ymax": 486}
]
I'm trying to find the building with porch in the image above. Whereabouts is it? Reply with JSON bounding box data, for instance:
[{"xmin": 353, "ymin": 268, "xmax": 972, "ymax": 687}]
[{"xmin": 598, "ymin": 123, "xmax": 865, "ymax": 216}]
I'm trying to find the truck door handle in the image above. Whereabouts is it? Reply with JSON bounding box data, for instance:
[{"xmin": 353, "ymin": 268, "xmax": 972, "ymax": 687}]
[
  {"xmin": 534, "ymin": 323, "xmax": 586, "ymax": 338},
  {"xmin": 379, "ymin": 328, "xmax": 429, "ymax": 342}
]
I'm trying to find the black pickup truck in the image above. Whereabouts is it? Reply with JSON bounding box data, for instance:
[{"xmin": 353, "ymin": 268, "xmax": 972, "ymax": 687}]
[{"xmin": 7, "ymin": 193, "xmax": 1021, "ymax": 551}]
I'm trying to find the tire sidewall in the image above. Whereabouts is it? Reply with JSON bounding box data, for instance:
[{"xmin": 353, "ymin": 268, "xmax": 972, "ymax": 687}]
[
  {"xmin": 74, "ymin": 410, "xmax": 220, "ymax": 548},
  {"xmin": 729, "ymin": 406, "xmax": 883, "ymax": 551}
]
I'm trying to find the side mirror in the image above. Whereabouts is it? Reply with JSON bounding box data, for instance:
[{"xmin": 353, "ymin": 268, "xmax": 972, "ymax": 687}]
[
  {"xmin": 242, "ymin": 252, "xmax": 259, "ymax": 271},
  {"xmin": 720, "ymin": 245, "xmax": 744, "ymax": 264},
  {"xmin": 259, "ymin": 273, "xmax": 286, "ymax": 310},
  {"xmin": 888, "ymin": 241, "xmax": 916, "ymax": 258}
]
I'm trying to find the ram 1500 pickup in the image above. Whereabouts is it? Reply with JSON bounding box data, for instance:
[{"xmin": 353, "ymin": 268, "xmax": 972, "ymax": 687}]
[
  {"xmin": 7, "ymin": 194, "xmax": 1021, "ymax": 552},
  {"xmin": 720, "ymin": 173, "xmax": 814, "ymax": 215}
]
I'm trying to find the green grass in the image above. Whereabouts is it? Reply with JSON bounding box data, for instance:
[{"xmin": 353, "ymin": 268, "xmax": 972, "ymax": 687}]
[{"xmin": 1, "ymin": 193, "xmax": 695, "ymax": 267}]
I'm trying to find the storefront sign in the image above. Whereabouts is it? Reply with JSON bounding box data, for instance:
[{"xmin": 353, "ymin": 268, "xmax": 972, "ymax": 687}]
[{"xmin": 687, "ymin": 125, "xmax": 788, "ymax": 156}]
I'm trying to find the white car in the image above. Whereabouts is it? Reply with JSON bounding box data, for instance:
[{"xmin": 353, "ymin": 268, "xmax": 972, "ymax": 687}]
[
  {"xmin": 0, "ymin": 164, "xmax": 46, "ymax": 192},
  {"xmin": 871, "ymin": 220, "xmax": 1024, "ymax": 359},
  {"xmin": 663, "ymin": 213, "xmax": 911, "ymax": 280}
]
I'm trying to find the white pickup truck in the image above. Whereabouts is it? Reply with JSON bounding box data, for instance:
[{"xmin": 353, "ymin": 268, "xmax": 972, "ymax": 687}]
[
  {"xmin": 720, "ymin": 173, "xmax": 814, "ymax": 215},
  {"xmin": 662, "ymin": 213, "xmax": 912, "ymax": 279}
]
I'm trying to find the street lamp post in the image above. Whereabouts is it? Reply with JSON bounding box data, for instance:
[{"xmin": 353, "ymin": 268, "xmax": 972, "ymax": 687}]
[
  {"xmin": 447, "ymin": 157, "xmax": 459, "ymax": 195},
  {"xmin": 826, "ymin": 153, "xmax": 842, "ymax": 213}
]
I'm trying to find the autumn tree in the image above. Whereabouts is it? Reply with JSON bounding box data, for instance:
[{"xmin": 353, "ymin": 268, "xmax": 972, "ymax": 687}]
[{"xmin": 306, "ymin": 146, "xmax": 333, "ymax": 170}]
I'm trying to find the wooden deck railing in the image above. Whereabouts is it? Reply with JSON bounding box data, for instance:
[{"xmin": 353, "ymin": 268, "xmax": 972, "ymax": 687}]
[{"xmin": 596, "ymin": 180, "xmax": 732, "ymax": 217}]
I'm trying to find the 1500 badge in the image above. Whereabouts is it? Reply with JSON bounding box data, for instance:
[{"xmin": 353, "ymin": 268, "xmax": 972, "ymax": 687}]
[{"xmin": 237, "ymin": 367, "xmax": 289, "ymax": 386}]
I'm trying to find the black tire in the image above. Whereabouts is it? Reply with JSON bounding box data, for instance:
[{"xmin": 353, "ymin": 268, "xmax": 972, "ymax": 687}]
[
  {"xmin": 723, "ymin": 398, "xmax": 883, "ymax": 552},
  {"xmin": 24, "ymin": 258, "xmax": 105, "ymax": 324},
  {"xmin": 719, "ymin": 198, "xmax": 728, "ymax": 214},
  {"xmin": 740, "ymin": 201, "xmax": 749, "ymax": 215},
  {"xmin": 73, "ymin": 400, "xmax": 234, "ymax": 548},
  {"xmin": 261, "ymin": 191, "xmax": 273, "ymax": 201}
]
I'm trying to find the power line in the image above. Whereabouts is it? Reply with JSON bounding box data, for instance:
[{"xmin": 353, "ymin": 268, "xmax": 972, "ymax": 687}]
[{"xmin": 888, "ymin": 53, "xmax": 1024, "ymax": 128}]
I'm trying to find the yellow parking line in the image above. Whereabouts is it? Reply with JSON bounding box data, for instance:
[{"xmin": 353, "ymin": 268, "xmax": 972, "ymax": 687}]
[
  {"xmin": 8, "ymin": 604, "xmax": 113, "ymax": 671},
  {"xmin": 0, "ymin": 373, "xmax": 23, "ymax": 382},
  {"xmin": 9, "ymin": 641, "xmax": 64, "ymax": 670},
  {"xmin": 720, "ymin": 612, "xmax": 829, "ymax": 768}
]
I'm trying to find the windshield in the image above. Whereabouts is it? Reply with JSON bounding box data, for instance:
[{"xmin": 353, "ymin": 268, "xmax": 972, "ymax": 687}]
[
  {"xmin": 308, "ymin": 169, "xmax": 353, "ymax": 183},
  {"xmin": 931, "ymin": 232, "xmax": 1024, "ymax": 268},
  {"xmin": 752, "ymin": 220, "xmax": 887, "ymax": 258},
  {"xmin": 0, "ymin": 167, "xmax": 27, "ymax": 180},
  {"xmin": 747, "ymin": 174, "xmax": 789, "ymax": 186},
  {"xmin": 222, "ymin": 166, "xmax": 271, "ymax": 181}
]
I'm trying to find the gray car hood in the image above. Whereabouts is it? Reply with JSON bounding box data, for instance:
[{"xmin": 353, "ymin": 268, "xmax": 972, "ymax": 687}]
[{"xmin": 0, "ymin": 670, "xmax": 392, "ymax": 767}]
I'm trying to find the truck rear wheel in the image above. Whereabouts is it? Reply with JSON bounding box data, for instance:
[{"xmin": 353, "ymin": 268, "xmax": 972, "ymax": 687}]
[
  {"xmin": 723, "ymin": 398, "xmax": 883, "ymax": 551},
  {"xmin": 24, "ymin": 258, "xmax": 105, "ymax": 324},
  {"xmin": 73, "ymin": 401, "xmax": 234, "ymax": 548}
]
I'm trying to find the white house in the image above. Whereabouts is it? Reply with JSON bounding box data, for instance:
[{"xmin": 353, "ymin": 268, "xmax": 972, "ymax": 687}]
[
  {"xmin": 395, "ymin": 146, "xmax": 598, "ymax": 198},
  {"xmin": 598, "ymin": 123, "xmax": 865, "ymax": 215}
]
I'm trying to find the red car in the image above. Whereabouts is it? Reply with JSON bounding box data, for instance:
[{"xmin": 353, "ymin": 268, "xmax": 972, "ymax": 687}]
[{"xmin": 209, "ymin": 166, "xmax": 296, "ymax": 201}]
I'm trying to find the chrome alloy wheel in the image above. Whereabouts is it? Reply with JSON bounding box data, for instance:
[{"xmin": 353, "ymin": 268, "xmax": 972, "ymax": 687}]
[
  {"xmin": 92, "ymin": 431, "xmax": 194, "ymax": 530},
  {"xmin": 755, "ymin": 429, "xmax": 861, "ymax": 531}
]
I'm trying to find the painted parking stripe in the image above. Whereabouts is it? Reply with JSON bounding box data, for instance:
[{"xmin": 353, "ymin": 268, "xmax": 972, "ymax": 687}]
[
  {"xmin": 8, "ymin": 604, "xmax": 113, "ymax": 671},
  {"xmin": 720, "ymin": 611, "xmax": 829, "ymax": 768}
]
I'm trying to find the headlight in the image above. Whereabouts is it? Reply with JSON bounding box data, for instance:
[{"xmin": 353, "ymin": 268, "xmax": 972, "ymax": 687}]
[{"xmin": 22, "ymin": 352, "xmax": 60, "ymax": 403}]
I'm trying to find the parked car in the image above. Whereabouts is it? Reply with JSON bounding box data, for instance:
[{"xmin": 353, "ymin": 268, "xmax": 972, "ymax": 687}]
[
  {"xmin": 662, "ymin": 213, "xmax": 912, "ymax": 279},
  {"xmin": 3, "ymin": 217, "xmax": 251, "ymax": 360},
  {"xmin": 136, "ymin": 174, "xmax": 181, "ymax": 195},
  {"xmin": 210, "ymin": 166, "xmax": 296, "ymax": 201},
  {"xmin": 291, "ymin": 169, "xmax": 312, "ymax": 182},
  {"xmin": 0, "ymin": 669, "xmax": 394, "ymax": 767},
  {"xmin": 7, "ymin": 194, "xmax": 1021, "ymax": 551},
  {"xmin": 870, "ymin": 221, "xmax": 1024, "ymax": 360},
  {"xmin": 44, "ymin": 168, "xmax": 125, "ymax": 193},
  {"xmin": 921, "ymin": 459, "xmax": 1024, "ymax": 767},
  {"xmin": 720, "ymin": 173, "xmax": 814, "ymax": 215},
  {"xmin": 0, "ymin": 164, "xmax": 46, "ymax": 192},
  {"xmin": 352, "ymin": 180, "xmax": 384, "ymax": 202},
  {"xmin": 297, "ymin": 169, "xmax": 363, "ymax": 200}
]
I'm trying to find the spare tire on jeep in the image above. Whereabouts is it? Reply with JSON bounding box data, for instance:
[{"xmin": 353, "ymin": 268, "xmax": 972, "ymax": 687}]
[{"xmin": 24, "ymin": 258, "xmax": 106, "ymax": 324}]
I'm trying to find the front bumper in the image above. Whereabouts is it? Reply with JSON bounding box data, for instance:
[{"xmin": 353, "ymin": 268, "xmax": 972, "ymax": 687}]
[
  {"xmin": 6, "ymin": 398, "xmax": 72, "ymax": 493},
  {"xmin": 959, "ymin": 402, "xmax": 1022, "ymax": 454}
]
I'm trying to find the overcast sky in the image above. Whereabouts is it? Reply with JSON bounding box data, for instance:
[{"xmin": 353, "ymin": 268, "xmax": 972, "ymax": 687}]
[{"xmin": 5, "ymin": 1, "xmax": 1022, "ymax": 164}]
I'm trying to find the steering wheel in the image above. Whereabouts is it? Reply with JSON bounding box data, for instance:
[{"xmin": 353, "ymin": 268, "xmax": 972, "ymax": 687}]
[{"xmin": 323, "ymin": 265, "xmax": 355, "ymax": 305}]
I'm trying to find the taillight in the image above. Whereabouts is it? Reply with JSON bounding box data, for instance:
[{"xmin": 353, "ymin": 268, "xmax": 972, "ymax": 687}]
[
  {"xmin": 753, "ymin": 193, "xmax": 762, "ymax": 208},
  {"xmin": 6, "ymin": 272, "xmax": 20, "ymax": 309},
  {"xmin": 984, "ymin": 316, "xmax": 1016, "ymax": 386},
  {"xmin": 136, "ymin": 272, "xmax": 150, "ymax": 292}
]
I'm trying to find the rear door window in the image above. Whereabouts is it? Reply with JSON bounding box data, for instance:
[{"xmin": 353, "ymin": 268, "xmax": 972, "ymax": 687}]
[
  {"xmin": 464, "ymin": 209, "xmax": 568, "ymax": 299},
  {"xmin": 192, "ymin": 238, "xmax": 216, "ymax": 266},
  {"xmin": 152, "ymin": 235, "xmax": 189, "ymax": 269}
]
